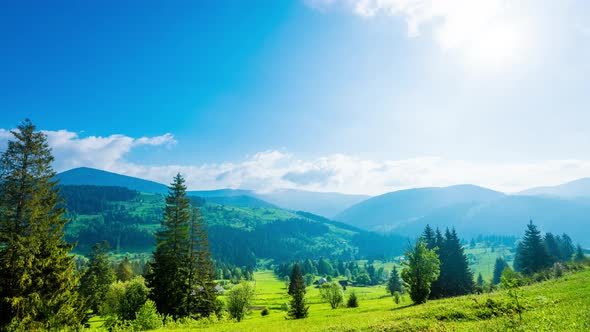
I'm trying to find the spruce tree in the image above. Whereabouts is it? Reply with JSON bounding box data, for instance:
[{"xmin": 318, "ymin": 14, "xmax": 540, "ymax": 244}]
[
  {"xmin": 514, "ymin": 221, "xmax": 552, "ymax": 275},
  {"xmin": 544, "ymin": 233, "xmax": 560, "ymax": 264},
  {"xmin": 492, "ymin": 257, "xmax": 509, "ymax": 285},
  {"xmin": 430, "ymin": 228, "xmax": 473, "ymax": 298},
  {"xmin": 574, "ymin": 244, "xmax": 586, "ymax": 262},
  {"xmin": 116, "ymin": 256, "xmax": 134, "ymax": 281},
  {"xmin": 146, "ymin": 174, "xmax": 192, "ymax": 319},
  {"xmin": 187, "ymin": 207, "xmax": 217, "ymax": 317},
  {"xmin": 288, "ymin": 263, "xmax": 309, "ymax": 319},
  {"xmin": 80, "ymin": 241, "xmax": 116, "ymax": 313},
  {"xmin": 422, "ymin": 224, "xmax": 436, "ymax": 250},
  {"xmin": 558, "ymin": 234, "xmax": 575, "ymax": 261},
  {"xmin": 387, "ymin": 265, "xmax": 402, "ymax": 295},
  {"xmin": 0, "ymin": 119, "xmax": 83, "ymax": 329}
]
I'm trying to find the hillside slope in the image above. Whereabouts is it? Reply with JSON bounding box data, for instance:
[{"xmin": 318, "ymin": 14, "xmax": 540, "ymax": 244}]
[
  {"xmin": 519, "ymin": 177, "xmax": 590, "ymax": 198},
  {"xmin": 57, "ymin": 167, "xmax": 168, "ymax": 194}
]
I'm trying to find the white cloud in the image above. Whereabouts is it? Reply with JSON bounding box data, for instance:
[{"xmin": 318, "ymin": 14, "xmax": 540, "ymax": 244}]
[{"xmin": 2, "ymin": 127, "xmax": 590, "ymax": 195}]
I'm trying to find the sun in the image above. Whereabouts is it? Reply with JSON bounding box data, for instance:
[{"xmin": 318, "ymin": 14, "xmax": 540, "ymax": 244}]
[{"xmin": 461, "ymin": 23, "xmax": 528, "ymax": 71}]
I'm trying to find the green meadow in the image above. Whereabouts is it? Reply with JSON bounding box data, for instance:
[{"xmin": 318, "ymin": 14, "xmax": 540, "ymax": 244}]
[{"xmin": 138, "ymin": 267, "xmax": 590, "ymax": 332}]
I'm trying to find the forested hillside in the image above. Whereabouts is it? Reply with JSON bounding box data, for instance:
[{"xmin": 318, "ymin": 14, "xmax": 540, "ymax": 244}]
[{"xmin": 60, "ymin": 185, "xmax": 407, "ymax": 265}]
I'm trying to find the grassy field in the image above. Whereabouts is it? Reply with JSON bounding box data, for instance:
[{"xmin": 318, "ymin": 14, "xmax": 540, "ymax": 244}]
[{"xmin": 143, "ymin": 266, "xmax": 590, "ymax": 332}]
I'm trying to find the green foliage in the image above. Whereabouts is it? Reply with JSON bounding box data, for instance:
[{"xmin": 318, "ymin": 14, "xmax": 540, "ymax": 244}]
[
  {"xmin": 393, "ymin": 291, "xmax": 402, "ymax": 304},
  {"xmin": 261, "ymin": 307, "xmax": 270, "ymax": 316},
  {"xmin": 387, "ymin": 265, "xmax": 403, "ymax": 295},
  {"xmin": 288, "ymin": 264, "xmax": 309, "ymax": 319},
  {"xmin": 500, "ymin": 267, "xmax": 525, "ymax": 323},
  {"xmin": 133, "ymin": 299, "xmax": 163, "ymax": 331},
  {"xmin": 492, "ymin": 257, "xmax": 509, "ymax": 285},
  {"xmin": 101, "ymin": 277, "xmax": 149, "ymax": 321},
  {"xmin": 146, "ymin": 174, "xmax": 217, "ymax": 319},
  {"xmin": 0, "ymin": 119, "xmax": 84, "ymax": 330},
  {"xmin": 355, "ymin": 272, "xmax": 371, "ymax": 286},
  {"xmin": 304, "ymin": 274, "xmax": 314, "ymax": 287},
  {"xmin": 514, "ymin": 220, "xmax": 552, "ymax": 275},
  {"xmin": 117, "ymin": 256, "xmax": 134, "ymax": 281},
  {"xmin": 430, "ymin": 228, "xmax": 474, "ymax": 299},
  {"xmin": 574, "ymin": 245, "xmax": 586, "ymax": 262},
  {"xmin": 226, "ymin": 281, "xmax": 255, "ymax": 322},
  {"xmin": 347, "ymin": 291, "xmax": 359, "ymax": 308},
  {"xmin": 401, "ymin": 241, "xmax": 441, "ymax": 304},
  {"xmin": 319, "ymin": 282, "xmax": 344, "ymax": 309},
  {"xmin": 79, "ymin": 241, "xmax": 116, "ymax": 313}
]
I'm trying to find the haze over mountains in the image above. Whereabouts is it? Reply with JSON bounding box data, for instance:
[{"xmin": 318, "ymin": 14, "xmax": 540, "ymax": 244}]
[{"xmin": 56, "ymin": 167, "xmax": 590, "ymax": 246}]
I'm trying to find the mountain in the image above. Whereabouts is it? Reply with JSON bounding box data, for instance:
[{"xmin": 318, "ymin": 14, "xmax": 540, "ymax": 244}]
[
  {"xmin": 519, "ymin": 178, "xmax": 590, "ymax": 198},
  {"xmin": 335, "ymin": 185, "xmax": 505, "ymax": 230},
  {"xmin": 336, "ymin": 184, "xmax": 590, "ymax": 246},
  {"xmin": 56, "ymin": 168, "xmax": 368, "ymax": 217},
  {"xmin": 56, "ymin": 167, "xmax": 168, "ymax": 194},
  {"xmin": 255, "ymin": 189, "xmax": 370, "ymax": 218},
  {"xmin": 59, "ymin": 185, "xmax": 407, "ymax": 265}
]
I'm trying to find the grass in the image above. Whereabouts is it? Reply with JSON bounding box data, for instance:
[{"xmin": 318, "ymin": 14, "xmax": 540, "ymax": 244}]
[{"xmin": 145, "ymin": 266, "xmax": 590, "ymax": 332}]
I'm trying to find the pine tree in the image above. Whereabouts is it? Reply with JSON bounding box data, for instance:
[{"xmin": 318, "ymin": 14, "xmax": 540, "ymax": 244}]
[
  {"xmin": 544, "ymin": 233, "xmax": 560, "ymax": 264},
  {"xmin": 387, "ymin": 265, "xmax": 403, "ymax": 295},
  {"xmin": 80, "ymin": 241, "xmax": 116, "ymax": 313},
  {"xmin": 0, "ymin": 119, "xmax": 84, "ymax": 329},
  {"xmin": 422, "ymin": 224, "xmax": 436, "ymax": 250},
  {"xmin": 187, "ymin": 207, "xmax": 217, "ymax": 317},
  {"xmin": 477, "ymin": 273, "xmax": 484, "ymax": 286},
  {"xmin": 558, "ymin": 234, "xmax": 575, "ymax": 261},
  {"xmin": 288, "ymin": 263, "xmax": 309, "ymax": 319},
  {"xmin": 146, "ymin": 174, "xmax": 192, "ymax": 319},
  {"xmin": 492, "ymin": 257, "xmax": 509, "ymax": 285},
  {"xmin": 514, "ymin": 221, "xmax": 552, "ymax": 275},
  {"xmin": 401, "ymin": 241, "xmax": 440, "ymax": 304},
  {"xmin": 444, "ymin": 228, "xmax": 474, "ymax": 296}
]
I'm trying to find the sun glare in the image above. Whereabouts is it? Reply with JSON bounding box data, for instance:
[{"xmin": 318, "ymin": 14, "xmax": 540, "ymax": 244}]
[{"xmin": 461, "ymin": 23, "xmax": 528, "ymax": 71}]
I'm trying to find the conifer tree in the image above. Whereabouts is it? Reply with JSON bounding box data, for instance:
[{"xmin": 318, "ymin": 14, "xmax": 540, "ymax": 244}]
[
  {"xmin": 80, "ymin": 241, "xmax": 116, "ymax": 313},
  {"xmin": 544, "ymin": 233, "xmax": 560, "ymax": 264},
  {"xmin": 574, "ymin": 245, "xmax": 586, "ymax": 262},
  {"xmin": 476, "ymin": 273, "xmax": 484, "ymax": 287},
  {"xmin": 514, "ymin": 221, "xmax": 551, "ymax": 275},
  {"xmin": 387, "ymin": 265, "xmax": 403, "ymax": 295},
  {"xmin": 187, "ymin": 207, "xmax": 217, "ymax": 317},
  {"xmin": 146, "ymin": 174, "xmax": 192, "ymax": 319},
  {"xmin": 0, "ymin": 119, "xmax": 83, "ymax": 329},
  {"xmin": 492, "ymin": 257, "xmax": 509, "ymax": 285},
  {"xmin": 288, "ymin": 263, "xmax": 309, "ymax": 319},
  {"xmin": 422, "ymin": 224, "xmax": 436, "ymax": 250},
  {"xmin": 558, "ymin": 234, "xmax": 575, "ymax": 261}
]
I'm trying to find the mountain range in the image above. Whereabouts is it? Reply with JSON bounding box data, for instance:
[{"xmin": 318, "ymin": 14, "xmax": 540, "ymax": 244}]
[{"xmin": 56, "ymin": 167, "xmax": 590, "ymax": 246}]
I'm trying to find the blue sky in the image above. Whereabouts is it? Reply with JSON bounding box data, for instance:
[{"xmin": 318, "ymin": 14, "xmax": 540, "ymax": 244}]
[{"xmin": 1, "ymin": 0, "xmax": 590, "ymax": 194}]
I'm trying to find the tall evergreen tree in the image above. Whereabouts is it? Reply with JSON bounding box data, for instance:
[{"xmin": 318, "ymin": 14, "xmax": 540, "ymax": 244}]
[
  {"xmin": 422, "ymin": 224, "xmax": 436, "ymax": 250},
  {"xmin": 492, "ymin": 257, "xmax": 509, "ymax": 285},
  {"xmin": 514, "ymin": 221, "xmax": 552, "ymax": 275},
  {"xmin": 574, "ymin": 244, "xmax": 586, "ymax": 262},
  {"xmin": 146, "ymin": 174, "xmax": 192, "ymax": 319},
  {"xmin": 558, "ymin": 234, "xmax": 575, "ymax": 261},
  {"xmin": 80, "ymin": 241, "xmax": 116, "ymax": 313},
  {"xmin": 544, "ymin": 233, "xmax": 560, "ymax": 264},
  {"xmin": 430, "ymin": 228, "xmax": 474, "ymax": 298},
  {"xmin": 187, "ymin": 207, "xmax": 217, "ymax": 317},
  {"xmin": 387, "ymin": 265, "xmax": 403, "ymax": 295},
  {"xmin": 288, "ymin": 263, "xmax": 309, "ymax": 319},
  {"xmin": 0, "ymin": 119, "xmax": 83, "ymax": 329}
]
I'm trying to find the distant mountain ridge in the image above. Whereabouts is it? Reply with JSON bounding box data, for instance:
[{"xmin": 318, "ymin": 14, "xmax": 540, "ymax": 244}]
[
  {"xmin": 56, "ymin": 167, "xmax": 370, "ymax": 217},
  {"xmin": 335, "ymin": 184, "xmax": 590, "ymax": 246},
  {"xmin": 519, "ymin": 178, "xmax": 590, "ymax": 198}
]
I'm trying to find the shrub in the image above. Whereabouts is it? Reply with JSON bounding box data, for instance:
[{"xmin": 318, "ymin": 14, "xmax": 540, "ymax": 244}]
[
  {"xmin": 227, "ymin": 281, "xmax": 255, "ymax": 322},
  {"xmin": 347, "ymin": 291, "xmax": 359, "ymax": 308},
  {"xmin": 261, "ymin": 308, "xmax": 270, "ymax": 316},
  {"xmin": 393, "ymin": 291, "xmax": 402, "ymax": 304},
  {"xmin": 281, "ymin": 303, "xmax": 290, "ymax": 312},
  {"xmin": 319, "ymin": 282, "xmax": 344, "ymax": 309},
  {"xmin": 133, "ymin": 300, "xmax": 163, "ymax": 331}
]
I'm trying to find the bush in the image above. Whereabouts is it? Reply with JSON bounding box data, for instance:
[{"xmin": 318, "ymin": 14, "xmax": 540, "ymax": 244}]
[
  {"xmin": 261, "ymin": 308, "xmax": 270, "ymax": 316},
  {"xmin": 393, "ymin": 291, "xmax": 402, "ymax": 304},
  {"xmin": 319, "ymin": 282, "xmax": 344, "ymax": 309},
  {"xmin": 347, "ymin": 291, "xmax": 359, "ymax": 308},
  {"xmin": 281, "ymin": 303, "xmax": 290, "ymax": 312},
  {"xmin": 227, "ymin": 281, "xmax": 255, "ymax": 322},
  {"xmin": 133, "ymin": 300, "xmax": 163, "ymax": 331}
]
